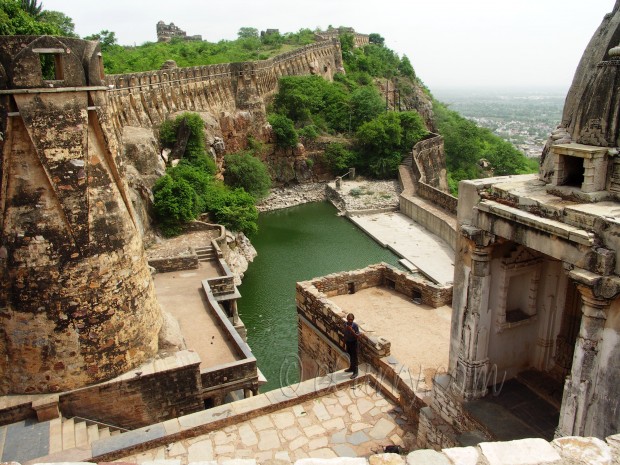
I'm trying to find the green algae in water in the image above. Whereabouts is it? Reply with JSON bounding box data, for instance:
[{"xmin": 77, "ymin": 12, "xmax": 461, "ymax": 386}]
[{"xmin": 237, "ymin": 201, "xmax": 402, "ymax": 392}]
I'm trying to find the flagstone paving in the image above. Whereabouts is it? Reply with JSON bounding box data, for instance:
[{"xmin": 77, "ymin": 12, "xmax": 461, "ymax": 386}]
[{"xmin": 120, "ymin": 385, "xmax": 412, "ymax": 464}]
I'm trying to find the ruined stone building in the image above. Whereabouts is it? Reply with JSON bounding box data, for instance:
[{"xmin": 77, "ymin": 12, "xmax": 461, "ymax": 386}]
[
  {"xmin": 156, "ymin": 21, "xmax": 202, "ymax": 42},
  {"xmin": 418, "ymin": 0, "xmax": 620, "ymax": 446}
]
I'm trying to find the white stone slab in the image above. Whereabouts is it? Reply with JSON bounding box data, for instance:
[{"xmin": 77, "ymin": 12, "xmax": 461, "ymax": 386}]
[
  {"xmin": 552, "ymin": 436, "xmax": 612, "ymax": 465},
  {"xmin": 442, "ymin": 446, "xmax": 479, "ymax": 465},
  {"xmin": 479, "ymin": 438, "xmax": 562, "ymax": 465},
  {"xmin": 406, "ymin": 450, "xmax": 451, "ymax": 464},
  {"xmin": 296, "ymin": 457, "xmax": 366, "ymax": 465}
]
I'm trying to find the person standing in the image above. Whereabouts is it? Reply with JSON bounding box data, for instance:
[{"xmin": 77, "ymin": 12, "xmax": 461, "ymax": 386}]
[{"xmin": 344, "ymin": 313, "xmax": 360, "ymax": 379}]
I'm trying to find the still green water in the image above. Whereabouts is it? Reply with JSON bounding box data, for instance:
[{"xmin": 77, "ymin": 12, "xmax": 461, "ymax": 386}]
[{"xmin": 237, "ymin": 201, "xmax": 401, "ymax": 392}]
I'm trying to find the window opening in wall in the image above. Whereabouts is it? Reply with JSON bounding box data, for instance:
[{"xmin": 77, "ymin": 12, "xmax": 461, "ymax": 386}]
[
  {"xmin": 385, "ymin": 278, "xmax": 395, "ymax": 290},
  {"xmin": 347, "ymin": 282, "xmax": 355, "ymax": 294},
  {"xmin": 204, "ymin": 398, "xmax": 214, "ymax": 409},
  {"xmin": 39, "ymin": 53, "xmax": 64, "ymax": 80},
  {"xmin": 412, "ymin": 289, "xmax": 422, "ymax": 300},
  {"xmin": 561, "ymin": 156, "xmax": 585, "ymax": 187},
  {"xmin": 97, "ymin": 53, "xmax": 105, "ymax": 80}
]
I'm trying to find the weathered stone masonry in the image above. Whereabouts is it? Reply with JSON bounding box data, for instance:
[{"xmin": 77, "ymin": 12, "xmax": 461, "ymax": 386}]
[{"xmin": 0, "ymin": 36, "xmax": 162, "ymax": 395}]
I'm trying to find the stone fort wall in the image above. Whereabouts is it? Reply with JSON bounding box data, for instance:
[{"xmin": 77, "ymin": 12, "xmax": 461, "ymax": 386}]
[
  {"xmin": 103, "ymin": 38, "xmax": 344, "ymax": 141},
  {"xmin": 0, "ymin": 36, "xmax": 163, "ymax": 395}
]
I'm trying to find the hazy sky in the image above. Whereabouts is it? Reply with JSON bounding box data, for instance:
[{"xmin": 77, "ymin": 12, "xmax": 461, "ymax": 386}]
[{"xmin": 43, "ymin": 0, "xmax": 615, "ymax": 92}]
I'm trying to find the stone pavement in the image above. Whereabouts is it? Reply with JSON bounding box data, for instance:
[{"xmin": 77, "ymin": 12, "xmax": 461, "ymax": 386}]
[
  {"xmin": 153, "ymin": 262, "xmax": 240, "ymax": 368},
  {"xmin": 347, "ymin": 211, "xmax": 454, "ymax": 285},
  {"xmin": 120, "ymin": 379, "xmax": 412, "ymax": 464}
]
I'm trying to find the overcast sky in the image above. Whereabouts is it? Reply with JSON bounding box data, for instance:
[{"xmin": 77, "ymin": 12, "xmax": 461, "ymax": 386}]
[{"xmin": 42, "ymin": 0, "xmax": 615, "ymax": 92}]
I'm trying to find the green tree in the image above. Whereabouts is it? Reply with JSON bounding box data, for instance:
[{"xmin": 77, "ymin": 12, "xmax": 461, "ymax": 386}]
[
  {"xmin": 349, "ymin": 86, "xmax": 384, "ymax": 130},
  {"xmin": 205, "ymin": 182, "xmax": 259, "ymax": 235},
  {"xmin": 39, "ymin": 10, "xmax": 77, "ymax": 37},
  {"xmin": 237, "ymin": 27, "xmax": 259, "ymax": 39},
  {"xmin": 224, "ymin": 151, "xmax": 272, "ymax": 200},
  {"xmin": 159, "ymin": 112, "xmax": 213, "ymax": 166},
  {"xmin": 20, "ymin": 0, "xmax": 41, "ymax": 17},
  {"xmin": 398, "ymin": 55, "xmax": 415, "ymax": 79},
  {"xmin": 399, "ymin": 111, "xmax": 427, "ymax": 151},
  {"xmin": 0, "ymin": 0, "xmax": 61, "ymax": 35},
  {"xmin": 324, "ymin": 143, "xmax": 356, "ymax": 173},
  {"xmin": 268, "ymin": 113, "xmax": 298, "ymax": 148},
  {"xmin": 152, "ymin": 175, "xmax": 198, "ymax": 236},
  {"xmin": 84, "ymin": 30, "xmax": 117, "ymax": 50},
  {"xmin": 368, "ymin": 33, "xmax": 384, "ymax": 46}
]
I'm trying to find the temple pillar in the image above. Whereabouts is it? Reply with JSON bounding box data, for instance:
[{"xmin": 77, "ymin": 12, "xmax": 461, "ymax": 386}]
[
  {"xmin": 557, "ymin": 277, "xmax": 609, "ymax": 437},
  {"xmin": 451, "ymin": 227, "xmax": 495, "ymax": 400}
]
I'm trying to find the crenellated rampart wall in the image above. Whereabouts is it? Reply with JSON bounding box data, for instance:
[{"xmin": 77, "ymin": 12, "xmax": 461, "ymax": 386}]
[{"xmin": 103, "ymin": 39, "xmax": 343, "ymax": 141}]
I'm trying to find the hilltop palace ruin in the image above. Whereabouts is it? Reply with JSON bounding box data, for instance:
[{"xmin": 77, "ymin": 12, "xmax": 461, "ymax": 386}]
[{"xmin": 0, "ymin": 5, "xmax": 619, "ymax": 465}]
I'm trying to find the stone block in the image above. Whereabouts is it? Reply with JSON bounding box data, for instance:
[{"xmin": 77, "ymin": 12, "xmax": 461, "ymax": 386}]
[
  {"xmin": 369, "ymin": 453, "xmax": 406, "ymax": 465},
  {"xmin": 552, "ymin": 436, "xmax": 612, "ymax": 465},
  {"xmin": 441, "ymin": 446, "xmax": 479, "ymax": 465},
  {"xmin": 478, "ymin": 438, "xmax": 561, "ymax": 465},
  {"xmin": 605, "ymin": 433, "xmax": 620, "ymax": 458},
  {"xmin": 220, "ymin": 460, "xmax": 257, "ymax": 465},
  {"xmin": 32, "ymin": 394, "xmax": 60, "ymax": 421},
  {"xmin": 406, "ymin": 450, "xmax": 451, "ymax": 464},
  {"xmin": 296, "ymin": 457, "xmax": 365, "ymax": 465}
]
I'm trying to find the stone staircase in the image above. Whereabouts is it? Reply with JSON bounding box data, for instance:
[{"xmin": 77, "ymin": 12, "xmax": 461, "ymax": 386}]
[
  {"xmin": 194, "ymin": 245, "xmax": 217, "ymax": 263},
  {"xmin": 54, "ymin": 417, "xmax": 123, "ymax": 453},
  {"xmin": 401, "ymin": 154, "xmax": 413, "ymax": 167},
  {"xmin": 0, "ymin": 416, "xmax": 126, "ymax": 462}
]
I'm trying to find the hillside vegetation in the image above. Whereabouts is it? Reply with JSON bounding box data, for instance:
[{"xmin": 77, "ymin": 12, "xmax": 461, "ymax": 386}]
[{"xmin": 1, "ymin": 0, "xmax": 539, "ymax": 235}]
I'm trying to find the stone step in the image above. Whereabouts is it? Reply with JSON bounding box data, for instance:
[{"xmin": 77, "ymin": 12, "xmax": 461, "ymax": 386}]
[
  {"xmin": 74, "ymin": 420, "xmax": 88, "ymax": 448},
  {"xmin": 110, "ymin": 429, "xmax": 121, "ymax": 436},
  {"xmin": 61, "ymin": 418, "xmax": 76, "ymax": 450},
  {"xmin": 98, "ymin": 427, "xmax": 111, "ymax": 440},
  {"xmin": 0, "ymin": 424, "xmax": 7, "ymax": 460},
  {"xmin": 87, "ymin": 424, "xmax": 99, "ymax": 444},
  {"xmin": 48, "ymin": 418, "xmax": 63, "ymax": 454}
]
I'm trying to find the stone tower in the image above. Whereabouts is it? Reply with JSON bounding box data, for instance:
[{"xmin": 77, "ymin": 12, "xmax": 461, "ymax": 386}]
[{"xmin": 0, "ymin": 36, "xmax": 162, "ymax": 394}]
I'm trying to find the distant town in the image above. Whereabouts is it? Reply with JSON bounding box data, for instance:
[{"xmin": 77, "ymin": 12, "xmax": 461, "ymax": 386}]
[{"xmin": 433, "ymin": 88, "xmax": 566, "ymax": 158}]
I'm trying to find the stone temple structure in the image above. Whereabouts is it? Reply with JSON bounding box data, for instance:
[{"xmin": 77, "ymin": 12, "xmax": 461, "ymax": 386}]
[
  {"xmin": 0, "ymin": 36, "xmax": 163, "ymax": 395},
  {"xmin": 418, "ymin": 0, "xmax": 620, "ymax": 445}
]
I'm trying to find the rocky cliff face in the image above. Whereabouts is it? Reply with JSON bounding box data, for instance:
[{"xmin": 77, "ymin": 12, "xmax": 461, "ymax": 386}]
[{"xmin": 540, "ymin": 0, "xmax": 620, "ymax": 178}]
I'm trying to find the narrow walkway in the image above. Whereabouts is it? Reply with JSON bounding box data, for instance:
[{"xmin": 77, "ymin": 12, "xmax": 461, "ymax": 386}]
[
  {"xmin": 153, "ymin": 262, "xmax": 240, "ymax": 367},
  {"xmin": 348, "ymin": 211, "xmax": 455, "ymax": 285}
]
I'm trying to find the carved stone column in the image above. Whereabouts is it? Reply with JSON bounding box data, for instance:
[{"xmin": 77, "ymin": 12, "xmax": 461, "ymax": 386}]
[
  {"xmin": 557, "ymin": 281, "xmax": 609, "ymax": 437},
  {"xmin": 451, "ymin": 227, "xmax": 495, "ymax": 400}
]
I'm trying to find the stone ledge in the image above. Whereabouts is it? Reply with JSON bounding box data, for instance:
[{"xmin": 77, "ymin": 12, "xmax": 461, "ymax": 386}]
[{"xmin": 17, "ymin": 433, "xmax": 620, "ymax": 465}]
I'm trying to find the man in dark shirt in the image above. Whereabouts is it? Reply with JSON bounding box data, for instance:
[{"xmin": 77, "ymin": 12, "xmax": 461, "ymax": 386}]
[{"xmin": 344, "ymin": 313, "xmax": 360, "ymax": 379}]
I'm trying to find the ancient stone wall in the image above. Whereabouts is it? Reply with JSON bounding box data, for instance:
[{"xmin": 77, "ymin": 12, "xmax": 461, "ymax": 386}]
[
  {"xmin": 0, "ymin": 36, "xmax": 163, "ymax": 395},
  {"xmin": 315, "ymin": 30, "xmax": 370, "ymax": 47},
  {"xmin": 297, "ymin": 264, "xmax": 452, "ymax": 383},
  {"xmin": 59, "ymin": 352, "xmax": 204, "ymax": 429},
  {"xmin": 103, "ymin": 39, "xmax": 342, "ymax": 141}
]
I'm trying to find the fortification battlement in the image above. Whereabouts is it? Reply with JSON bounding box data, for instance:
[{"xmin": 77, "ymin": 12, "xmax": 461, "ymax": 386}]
[
  {"xmin": 315, "ymin": 27, "xmax": 370, "ymax": 47},
  {"xmin": 0, "ymin": 35, "xmax": 104, "ymax": 90},
  {"xmin": 104, "ymin": 38, "xmax": 342, "ymax": 90}
]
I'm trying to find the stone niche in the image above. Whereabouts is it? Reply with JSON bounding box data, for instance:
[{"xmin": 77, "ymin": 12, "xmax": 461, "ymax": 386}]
[
  {"xmin": 549, "ymin": 143, "xmax": 610, "ymax": 193},
  {"xmin": 495, "ymin": 247, "xmax": 543, "ymax": 331}
]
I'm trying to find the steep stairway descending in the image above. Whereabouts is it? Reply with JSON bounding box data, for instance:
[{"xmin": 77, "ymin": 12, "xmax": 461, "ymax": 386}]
[
  {"xmin": 401, "ymin": 154, "xmax": 413, "ymax": 168},
  {"xmin": 54, "ymin": 417, "xmax": 124, "ymax": 454},
  {"xmin": 0, "ymin": 415, "xmax": 125, "ymax": 462},
  {"xmin": 195, "ymin": 245, "xmax": 217, "ymax": 262}
]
